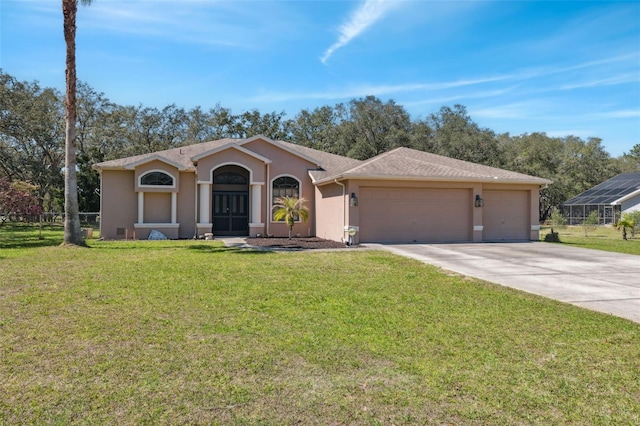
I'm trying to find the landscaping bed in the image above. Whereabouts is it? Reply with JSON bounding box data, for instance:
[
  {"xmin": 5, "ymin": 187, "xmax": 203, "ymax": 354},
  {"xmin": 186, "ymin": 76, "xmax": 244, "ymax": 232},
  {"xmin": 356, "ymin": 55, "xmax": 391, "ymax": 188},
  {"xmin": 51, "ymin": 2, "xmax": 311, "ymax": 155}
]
[{"xmin": 246, "ymin": 236, "xmax": 348, "ymax": 249}]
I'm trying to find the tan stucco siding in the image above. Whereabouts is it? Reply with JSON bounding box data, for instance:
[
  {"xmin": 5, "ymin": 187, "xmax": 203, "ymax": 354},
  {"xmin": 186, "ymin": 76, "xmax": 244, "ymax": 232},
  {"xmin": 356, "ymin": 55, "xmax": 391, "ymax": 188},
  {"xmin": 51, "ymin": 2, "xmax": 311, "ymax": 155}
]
[
  {"xmin": 144, "ymin": 192, "xmax": 171, "ymax": 223},
  {"xmin": 177, "ymin": 172, "xmax": 196, "ymax": 238},
  {"xmin": 100, "ymin": 170, "xmax": 137, "ymax": 239},
  {"xmin": 134, "ymin": 160, "xmax": 179, "ymax": 192},
  {"xmin": 259, "ymin": 145, "xmax": 317, "ymax": 238},
  {"xmin": 315, "ymin": 183, "xmax": 346, "ymax": 243},
  {"xmin": 196, "ymin": 150, "xmax": 266, "ymax": 183}
]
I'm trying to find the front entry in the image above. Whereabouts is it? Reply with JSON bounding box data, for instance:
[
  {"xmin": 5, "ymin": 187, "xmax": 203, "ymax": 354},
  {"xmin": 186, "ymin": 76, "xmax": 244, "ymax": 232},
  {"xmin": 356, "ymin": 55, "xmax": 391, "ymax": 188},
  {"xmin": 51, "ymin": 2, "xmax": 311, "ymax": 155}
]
[
  {"xmin": 212, "ymin": 166, "xmax": 249, "ymax": 236},
  {"xmin": 213, "ymin": 192, "xmax": 248, "ymax": 235}
]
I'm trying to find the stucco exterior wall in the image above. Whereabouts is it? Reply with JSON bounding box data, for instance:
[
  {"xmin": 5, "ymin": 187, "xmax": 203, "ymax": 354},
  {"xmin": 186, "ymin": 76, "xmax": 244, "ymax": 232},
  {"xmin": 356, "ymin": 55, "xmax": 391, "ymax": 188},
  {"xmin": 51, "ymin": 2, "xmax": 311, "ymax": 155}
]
[
  {"xmin": 144, "ymin": 192, "xmax": 171, "ymax": 223},
  {"xmin": 244, "ymin": 141, "xmax": 318, "ymax": 238},
  {"xmin": 196, "ymin": 150, "xmax": 266, "ymax": 183},
  {"xmin": 177, "ymin": 172, "xmax": 196, "ymax": 238},
  {"xmin": 134, "ymin": 160, "xmax": 179, "ymax": 192},
  {"xmin": 341, "ymin": 180, "xmax": 542, "ymax": 243},
  {"xmin": 315, "ymin": 183, "xmax": 347, "ymax": 243},
  {"xmin": 99, "ymin": 170, "xmax": 137, "ymax": 239}
]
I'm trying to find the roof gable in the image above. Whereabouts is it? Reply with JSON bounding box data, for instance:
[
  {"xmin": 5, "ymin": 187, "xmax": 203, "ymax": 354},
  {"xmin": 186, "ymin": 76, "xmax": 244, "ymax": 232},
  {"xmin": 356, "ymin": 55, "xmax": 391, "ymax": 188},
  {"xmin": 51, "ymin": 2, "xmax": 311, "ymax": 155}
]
[
  {"xmin": 238, "ymin": 136, "xmax": 321, "ymax": 166},
  {"xmin": 123, "ymin": 154, "xmax": 188, "ymax": 171},
  {"xmin": 191, "ymin": 142, "xmax": 272, "ymax": 164}
]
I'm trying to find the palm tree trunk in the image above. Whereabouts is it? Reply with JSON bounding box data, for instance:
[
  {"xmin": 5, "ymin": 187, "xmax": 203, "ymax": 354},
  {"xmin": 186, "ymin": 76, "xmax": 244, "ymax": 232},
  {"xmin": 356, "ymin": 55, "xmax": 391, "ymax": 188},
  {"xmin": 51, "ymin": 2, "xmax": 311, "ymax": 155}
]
[{"xmin": 62, "ymin": 0, "xmax": 85, "ymax": 246}]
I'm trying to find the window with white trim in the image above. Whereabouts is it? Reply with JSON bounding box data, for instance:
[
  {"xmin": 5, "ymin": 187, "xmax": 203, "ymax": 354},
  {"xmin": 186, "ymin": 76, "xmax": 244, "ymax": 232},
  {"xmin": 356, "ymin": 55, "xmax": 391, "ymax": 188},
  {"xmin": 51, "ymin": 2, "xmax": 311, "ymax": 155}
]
[
  {"xmin": 140, "ymin": 171, "xmax": 173, "ymax": 186},
  {"xmin": 272, "ymin": 176, "xmax": 300, "ymax": 221}
]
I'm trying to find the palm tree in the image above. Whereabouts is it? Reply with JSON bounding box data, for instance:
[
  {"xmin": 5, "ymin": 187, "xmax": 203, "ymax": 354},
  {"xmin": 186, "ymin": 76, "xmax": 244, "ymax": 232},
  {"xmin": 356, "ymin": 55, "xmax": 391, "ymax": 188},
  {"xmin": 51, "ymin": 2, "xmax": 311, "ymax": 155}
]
[
  {"xmin": 272, "ymin": 196, "xmax": 309, "ymax": 239},
  {"xmin": 62, "ymin": 0, "xmax": 92, "ymax": 246},
  {"xmin": 616, "ymin": 215, "xmax": 635, "ymax": 241}
]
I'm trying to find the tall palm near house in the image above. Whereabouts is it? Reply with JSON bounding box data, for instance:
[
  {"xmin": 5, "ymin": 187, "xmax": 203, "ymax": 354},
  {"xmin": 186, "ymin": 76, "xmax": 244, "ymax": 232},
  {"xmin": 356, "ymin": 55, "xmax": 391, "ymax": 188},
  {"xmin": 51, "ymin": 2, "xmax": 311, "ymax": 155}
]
[
  {"xmin": 62, "ymin": 0, "xmax": 92, "ymax": 246},
  {"xmin": 272, "ymin": 196, "xmax": 309, "ymax": 239}
]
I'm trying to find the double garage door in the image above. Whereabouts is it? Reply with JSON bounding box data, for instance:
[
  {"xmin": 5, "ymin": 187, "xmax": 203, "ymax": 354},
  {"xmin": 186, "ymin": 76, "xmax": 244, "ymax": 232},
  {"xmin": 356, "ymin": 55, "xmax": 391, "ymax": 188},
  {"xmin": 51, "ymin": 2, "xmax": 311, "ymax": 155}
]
[{"xmin": 358, "ymin": 187, "xmax": 530, "ymax": 243}]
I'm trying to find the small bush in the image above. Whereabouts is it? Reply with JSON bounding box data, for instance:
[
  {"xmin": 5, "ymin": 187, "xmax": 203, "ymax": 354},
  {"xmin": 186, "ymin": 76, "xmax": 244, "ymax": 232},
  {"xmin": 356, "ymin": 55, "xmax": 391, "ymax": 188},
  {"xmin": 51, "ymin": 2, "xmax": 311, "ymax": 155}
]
[
  {"xmin": 549, "ymin": 209, "xmax": 567, "ymax": 229},
  {"xmin": 582, "ymin": 210, "xmax": 599, "ymax": 236},
  {"xmin": 544, "ymin": 230, "xmax": 561, "ymax": 242}
]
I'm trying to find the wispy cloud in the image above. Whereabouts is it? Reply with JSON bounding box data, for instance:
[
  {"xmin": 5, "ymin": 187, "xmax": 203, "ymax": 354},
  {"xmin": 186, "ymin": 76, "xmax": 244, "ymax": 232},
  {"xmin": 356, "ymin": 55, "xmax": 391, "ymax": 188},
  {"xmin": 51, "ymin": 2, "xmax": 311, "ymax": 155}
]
[
  {"xmin": 559, "ymin": 73, "xmax": 639, "ymax": 90},
  {"xmin": 321, "ymin": 0, "xmax": 397, "ymax": 64},
  {"xmin": 592, "ymin": 110, "xmax": 640, "ymax": 119},
  {"xmin": 545, "ymin": 129, "xmax": 596, "ymax": 139},
  {"xmin": 252, "ymin": 75, "xmax": 514, "ymax": 103},
  {"xmin": 79, "ymin": 1, "xmax": 295, "ymax": 49},
  {"xmin": 471, "ymin": 100, "xmax": 559, "ymax": 120}
]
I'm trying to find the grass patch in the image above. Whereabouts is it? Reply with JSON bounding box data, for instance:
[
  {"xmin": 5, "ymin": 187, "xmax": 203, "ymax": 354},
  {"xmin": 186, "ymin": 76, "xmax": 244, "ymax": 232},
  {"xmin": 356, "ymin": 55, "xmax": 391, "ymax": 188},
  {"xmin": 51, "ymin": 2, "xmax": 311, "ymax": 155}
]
[
  {"xmin": 540, "ymin": 225, "xmax": 640, "ymax": 255},
  {"xmin": 1, "ymin": 228, "xmax": 639, "ymax": 424}
]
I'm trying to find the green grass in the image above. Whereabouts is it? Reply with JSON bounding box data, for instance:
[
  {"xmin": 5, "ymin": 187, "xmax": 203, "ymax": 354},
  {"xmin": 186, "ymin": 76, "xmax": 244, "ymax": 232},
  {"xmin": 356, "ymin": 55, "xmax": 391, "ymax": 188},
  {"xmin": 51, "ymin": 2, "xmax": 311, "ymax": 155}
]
[
  {"xmin": 1, "ymin": 226, "xmax": 639, "ymax": 424},
  {"xmin": 541, "ymin": 225, "xmax": 640, "ymax": 255}
]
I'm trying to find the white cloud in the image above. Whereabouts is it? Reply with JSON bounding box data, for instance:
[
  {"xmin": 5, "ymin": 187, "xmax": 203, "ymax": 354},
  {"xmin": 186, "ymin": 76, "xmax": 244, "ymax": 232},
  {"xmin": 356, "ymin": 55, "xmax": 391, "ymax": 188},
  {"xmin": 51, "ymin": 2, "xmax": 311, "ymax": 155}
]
[
  {"xmin": 472, "ymin": 101, "xmax": 552, "ymax": 120},
  {"xmin": 545, "ymin": 129, "xmax": 595, "ymax": 139},
  {"xmin": 79, "ymin": 1, "xmax": 294, "ymax": 49},
  {"xmin": 559, "ymin": 73, "xmax": 640, "ymax": 90},
  {"xmin": 321, "ymin": 0, "xmax": 397, "ymax": 64},
  {"xmin": 252, "ymin": 75, "xmax": 515, "ymax": 103},
  {"xmin": 592, "ymin": 110, "xmax": 640, "ymax": 119}
]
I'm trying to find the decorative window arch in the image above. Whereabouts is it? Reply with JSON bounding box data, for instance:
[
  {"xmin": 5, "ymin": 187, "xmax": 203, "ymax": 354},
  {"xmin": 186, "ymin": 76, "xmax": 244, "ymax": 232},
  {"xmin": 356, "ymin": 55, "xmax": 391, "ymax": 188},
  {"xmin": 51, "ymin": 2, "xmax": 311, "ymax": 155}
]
[
  {"xmin": 214, "ymin": 171, "xmax": 248, "ymax": 185},
  {"xmin": 272, "ymin": 175, "xmax": 301, "ymax": 221},
  {"xmin": 139, "ymin": 170, "xmax": 175, "ymax": 187}
]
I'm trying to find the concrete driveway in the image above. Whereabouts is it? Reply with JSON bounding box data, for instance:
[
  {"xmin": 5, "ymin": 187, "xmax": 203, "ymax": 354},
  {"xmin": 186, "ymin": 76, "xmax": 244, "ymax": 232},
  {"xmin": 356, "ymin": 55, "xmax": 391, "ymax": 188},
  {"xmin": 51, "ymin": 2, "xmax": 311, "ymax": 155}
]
[{"xmin": 370, "ymin": 242, "xmax": 640, "ymax": 323}]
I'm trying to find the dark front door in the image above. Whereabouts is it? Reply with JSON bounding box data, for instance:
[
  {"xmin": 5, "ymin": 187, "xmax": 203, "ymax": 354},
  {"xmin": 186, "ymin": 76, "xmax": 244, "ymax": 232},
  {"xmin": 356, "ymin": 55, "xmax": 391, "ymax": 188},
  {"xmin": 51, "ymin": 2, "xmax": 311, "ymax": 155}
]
[{"xmin": 213, "ymin": 191, "xmax": 249, "ymax": 236}]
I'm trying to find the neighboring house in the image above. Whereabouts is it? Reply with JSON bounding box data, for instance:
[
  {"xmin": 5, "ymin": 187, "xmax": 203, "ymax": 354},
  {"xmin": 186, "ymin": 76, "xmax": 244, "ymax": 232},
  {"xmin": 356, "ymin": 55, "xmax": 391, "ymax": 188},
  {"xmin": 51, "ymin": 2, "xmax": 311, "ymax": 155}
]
[
  {"xmin": 92, "ymin": 135, "xmax": 551, "ymax": 244},
  {"xmin": 562, "ymin": 172, "xmax": 640, "ymax": 225}
]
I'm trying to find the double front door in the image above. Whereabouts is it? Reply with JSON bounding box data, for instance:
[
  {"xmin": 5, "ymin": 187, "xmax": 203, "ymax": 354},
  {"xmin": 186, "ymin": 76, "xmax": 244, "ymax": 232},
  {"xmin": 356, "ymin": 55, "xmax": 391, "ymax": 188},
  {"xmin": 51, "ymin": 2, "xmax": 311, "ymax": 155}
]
[{"xmin": 213, "ymin": 191, "xmax": 248, "ymax": 236}]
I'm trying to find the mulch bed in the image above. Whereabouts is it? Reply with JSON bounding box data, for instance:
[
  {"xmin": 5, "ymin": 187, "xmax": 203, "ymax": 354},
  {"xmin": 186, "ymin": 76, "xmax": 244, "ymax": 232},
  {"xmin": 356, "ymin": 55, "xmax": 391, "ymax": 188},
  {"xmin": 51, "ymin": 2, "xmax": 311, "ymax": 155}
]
[{"xmin": 246, "ymin": 237, "xmax": 348, "ymax": 249}]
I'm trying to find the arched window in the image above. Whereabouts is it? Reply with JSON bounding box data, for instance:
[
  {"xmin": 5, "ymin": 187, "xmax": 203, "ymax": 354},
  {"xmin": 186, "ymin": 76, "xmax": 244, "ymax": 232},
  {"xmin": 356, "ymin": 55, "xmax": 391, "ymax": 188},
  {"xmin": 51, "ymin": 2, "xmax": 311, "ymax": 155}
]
[
  {"xmin": 140, "ymin": 171, "xmax": 173, "ymax": 186},
  {"xmin": 272, "ymin": 176, "xmax": 300, "ymax": 221},
  {"xmin": 214, "ymin": 172, "xmax": 248, "ymax": 185}
]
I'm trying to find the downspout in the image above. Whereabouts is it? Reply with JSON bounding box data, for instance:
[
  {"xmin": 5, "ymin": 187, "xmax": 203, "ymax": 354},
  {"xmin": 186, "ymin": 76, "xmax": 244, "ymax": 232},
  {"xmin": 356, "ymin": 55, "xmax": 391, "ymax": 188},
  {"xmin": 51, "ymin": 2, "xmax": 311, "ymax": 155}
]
[
  {"xmin": 98, "ymin": 169, "xmax": 103, "ymax": 239},
  {"xmin": 334, "ymin": 179, "xmax": 346, "ymax": 243},
  {"xmin": 266, "ymin": 163, "xmax": 270, "ymax": 237},
  {"xmin": 193, "ymin": 171, "xmax": 198, "ymax": 238}
]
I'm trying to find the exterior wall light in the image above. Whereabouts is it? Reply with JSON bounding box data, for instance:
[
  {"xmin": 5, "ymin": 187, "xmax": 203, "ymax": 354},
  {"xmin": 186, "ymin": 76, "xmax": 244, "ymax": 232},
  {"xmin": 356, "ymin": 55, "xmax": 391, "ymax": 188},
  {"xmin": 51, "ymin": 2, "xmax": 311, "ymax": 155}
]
[
  {"xmin": 350, "ymin": 192, "xmax": 358, "ymax": 207},
  {"xmin": 475, "ymin": 194, "xmax": 484, "ymax": 208}
]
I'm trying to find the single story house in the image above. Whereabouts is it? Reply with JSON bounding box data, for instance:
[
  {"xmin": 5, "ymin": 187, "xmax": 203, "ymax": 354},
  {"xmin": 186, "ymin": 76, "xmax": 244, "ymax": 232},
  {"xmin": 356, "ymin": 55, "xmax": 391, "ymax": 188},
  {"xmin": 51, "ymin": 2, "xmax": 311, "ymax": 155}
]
[
  {"xmin": 92, "ymin": 135, "xmax": 551, "ymax": 244},
  {"xmin": 562, "ymin": 172, "xmax": 640, "ymax": 225}
]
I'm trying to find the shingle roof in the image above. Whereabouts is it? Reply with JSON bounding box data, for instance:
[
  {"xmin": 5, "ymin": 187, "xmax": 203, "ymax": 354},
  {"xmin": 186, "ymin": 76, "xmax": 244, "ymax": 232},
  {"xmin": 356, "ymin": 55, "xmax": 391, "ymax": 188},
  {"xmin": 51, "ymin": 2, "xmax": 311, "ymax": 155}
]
[
  {"xmin": 93, "ymin": 138, "xmax": 240, "ymax": 171},
  {"xmin": 312, "ymin": 147, "xmax": 552, "ymax": 185},
  {"xmin": 563, "ymin": 172, "xmax": 640, "ymax": 206},
  {"xmin": 93, "ymin": 136, "xmax": 551, "ymax": 185}
]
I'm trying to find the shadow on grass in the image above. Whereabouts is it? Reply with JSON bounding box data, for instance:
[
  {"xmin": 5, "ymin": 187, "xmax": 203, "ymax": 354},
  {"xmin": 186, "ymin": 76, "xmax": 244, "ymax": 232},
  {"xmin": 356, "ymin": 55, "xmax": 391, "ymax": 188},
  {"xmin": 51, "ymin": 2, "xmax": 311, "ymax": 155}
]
[
  {"xmin": 0, "ymin": 223, "xmax": 65, "ymax": 249},
  {"xmin": 0, "ymin": 238, "xmax": 63, "ymax": 250},
  {"xmin": 187, "ymin": 245, "xmax": 273, "ymax": 254}
]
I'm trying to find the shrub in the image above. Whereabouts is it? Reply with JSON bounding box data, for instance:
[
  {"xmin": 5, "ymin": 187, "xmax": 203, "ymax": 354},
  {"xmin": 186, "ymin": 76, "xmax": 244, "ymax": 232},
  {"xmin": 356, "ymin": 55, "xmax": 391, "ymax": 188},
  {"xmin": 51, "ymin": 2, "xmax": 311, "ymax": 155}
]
[
  {"xmin": 549, "ymin": 208, "xmax": 567, "ymax": 229},
  {"xmin": 582, "ymin": 210, "xmax": 599, "ymax": 237},
  {"xmin": 544, "ymin": 230, "xmax": 561, "ymax": 242}
]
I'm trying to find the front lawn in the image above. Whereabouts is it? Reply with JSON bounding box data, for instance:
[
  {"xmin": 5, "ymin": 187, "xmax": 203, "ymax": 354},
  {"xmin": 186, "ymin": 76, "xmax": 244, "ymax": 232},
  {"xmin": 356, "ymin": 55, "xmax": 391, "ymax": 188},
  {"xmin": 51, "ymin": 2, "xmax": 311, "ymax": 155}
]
[
  {"xmin": 540, "ymin": 225, "xmax": 640, "ymax": 255},
  {"xmin": 1, "ymin": 228, "xmax": 639, "ymax": 424}
]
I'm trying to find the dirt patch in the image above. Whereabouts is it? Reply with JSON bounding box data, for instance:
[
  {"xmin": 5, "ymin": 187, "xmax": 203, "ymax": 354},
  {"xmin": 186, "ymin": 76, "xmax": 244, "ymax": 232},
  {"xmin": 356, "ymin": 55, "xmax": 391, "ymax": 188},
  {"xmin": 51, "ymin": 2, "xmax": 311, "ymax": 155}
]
[{"xmin": 246, "ymin": 237, "xmax": 347, "ymax": 250}]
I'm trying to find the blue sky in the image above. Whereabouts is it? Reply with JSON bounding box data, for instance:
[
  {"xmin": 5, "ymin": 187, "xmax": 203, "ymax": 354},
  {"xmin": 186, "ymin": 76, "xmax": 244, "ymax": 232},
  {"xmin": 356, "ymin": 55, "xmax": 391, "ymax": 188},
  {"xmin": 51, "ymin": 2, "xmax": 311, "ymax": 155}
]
[{"xmin": 1, "ymin": 0, "xmax": 639, "ymax": 156}]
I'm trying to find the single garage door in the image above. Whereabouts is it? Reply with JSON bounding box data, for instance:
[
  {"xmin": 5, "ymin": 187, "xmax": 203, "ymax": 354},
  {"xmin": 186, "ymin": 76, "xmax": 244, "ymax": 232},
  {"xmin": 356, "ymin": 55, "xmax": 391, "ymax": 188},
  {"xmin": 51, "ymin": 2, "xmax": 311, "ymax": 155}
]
[
  {"xmin": 359, "ymin": 187, "xmax": 472, "ymax": 243},
  {"xmin": 482, "ymin": 190, "xmax": 530, "ymax": 241}
]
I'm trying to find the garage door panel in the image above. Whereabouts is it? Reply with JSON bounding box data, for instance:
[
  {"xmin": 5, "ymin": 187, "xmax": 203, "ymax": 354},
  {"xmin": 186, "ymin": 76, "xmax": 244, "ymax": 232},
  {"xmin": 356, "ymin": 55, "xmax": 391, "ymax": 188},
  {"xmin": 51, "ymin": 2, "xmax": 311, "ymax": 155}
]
[
  {"xmin": 483, "ymin": 190, "xmax": 529, "ymax": 241},
  {"xmin": 359, "ymin": 188, "xmax": 472, "ymax": 243}
]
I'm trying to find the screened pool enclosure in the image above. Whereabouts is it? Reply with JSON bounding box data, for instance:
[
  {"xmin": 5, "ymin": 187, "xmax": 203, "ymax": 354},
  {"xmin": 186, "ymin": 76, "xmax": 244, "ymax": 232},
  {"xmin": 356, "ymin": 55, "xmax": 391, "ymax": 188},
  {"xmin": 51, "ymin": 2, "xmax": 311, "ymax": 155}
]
[{"xmin": 562, "ymin": 172, "xmax": 640, "ymax": 225}]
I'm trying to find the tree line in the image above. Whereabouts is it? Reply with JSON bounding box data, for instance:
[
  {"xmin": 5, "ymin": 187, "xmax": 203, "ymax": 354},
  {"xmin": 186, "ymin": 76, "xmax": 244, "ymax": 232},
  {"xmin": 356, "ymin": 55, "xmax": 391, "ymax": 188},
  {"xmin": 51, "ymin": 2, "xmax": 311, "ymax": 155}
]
[{"xmin": 1, "ymin": 70, "xmax": 639, "ymax": 221}]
